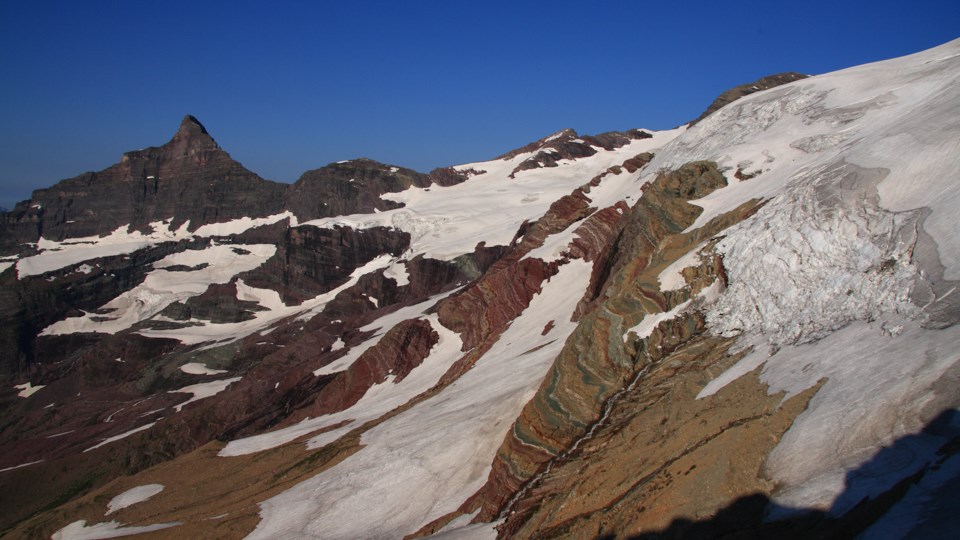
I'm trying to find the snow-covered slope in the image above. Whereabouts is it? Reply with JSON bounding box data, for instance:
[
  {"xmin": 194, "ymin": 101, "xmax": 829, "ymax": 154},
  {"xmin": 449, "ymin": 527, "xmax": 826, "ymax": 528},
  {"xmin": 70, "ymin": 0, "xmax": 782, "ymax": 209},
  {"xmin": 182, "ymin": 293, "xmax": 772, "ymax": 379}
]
[{"xmin": 664, "ymin": 39, "xmax": 960, "ymax": 515}]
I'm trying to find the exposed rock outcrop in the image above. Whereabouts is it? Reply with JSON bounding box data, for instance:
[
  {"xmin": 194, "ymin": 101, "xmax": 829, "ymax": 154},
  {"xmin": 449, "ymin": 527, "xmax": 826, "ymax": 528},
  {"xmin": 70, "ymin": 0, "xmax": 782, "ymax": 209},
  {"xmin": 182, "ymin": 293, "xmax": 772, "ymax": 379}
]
[
  {"xmin": 467, "ymin": 161, "xmax": 755, "ymax": 520},
  {"xmin": 688, "ymin": 72, "xmax": 809, "ymax": 125},
  {"xmin": 504, "ymin": 128, "xmax": 653, "ymax": 178}
]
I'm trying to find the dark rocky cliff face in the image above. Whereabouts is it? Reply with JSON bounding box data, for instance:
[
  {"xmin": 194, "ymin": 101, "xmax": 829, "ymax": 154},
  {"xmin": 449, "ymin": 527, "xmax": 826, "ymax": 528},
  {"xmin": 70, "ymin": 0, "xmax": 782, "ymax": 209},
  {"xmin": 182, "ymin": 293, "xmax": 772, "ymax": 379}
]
[{"xmin": 285, "ymin": 159, "xmax": 470, "ymax": 222}]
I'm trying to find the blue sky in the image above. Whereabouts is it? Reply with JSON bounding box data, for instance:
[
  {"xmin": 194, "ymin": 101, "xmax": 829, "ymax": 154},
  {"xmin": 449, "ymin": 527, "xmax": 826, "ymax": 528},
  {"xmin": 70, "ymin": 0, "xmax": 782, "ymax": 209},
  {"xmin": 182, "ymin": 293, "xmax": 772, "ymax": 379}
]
[{"xmin": 1, "ymin": 1, "xmax": 958, "ymax": 210}]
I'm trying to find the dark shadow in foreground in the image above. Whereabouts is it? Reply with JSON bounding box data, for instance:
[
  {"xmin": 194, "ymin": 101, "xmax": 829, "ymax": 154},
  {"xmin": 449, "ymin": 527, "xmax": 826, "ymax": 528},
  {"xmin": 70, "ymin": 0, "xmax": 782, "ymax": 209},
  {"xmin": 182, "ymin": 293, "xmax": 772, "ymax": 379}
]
[{"xmin": 616, "ymin": 409, "xmax": 960, "ymax": 540}]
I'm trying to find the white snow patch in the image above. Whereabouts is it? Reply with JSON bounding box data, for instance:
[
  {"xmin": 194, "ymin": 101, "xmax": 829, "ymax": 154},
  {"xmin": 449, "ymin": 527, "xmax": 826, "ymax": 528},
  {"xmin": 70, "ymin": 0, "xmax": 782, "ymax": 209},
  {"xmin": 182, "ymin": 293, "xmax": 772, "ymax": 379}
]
[
  {"xmin": 192, "ymin": 211, "xmax": 297, "ymax": 237},
  {"xmin": 245, "ymin": 260, "xmax": 592, "ymax": 539},
  {"xmin": 51, "ymin": 519, "xmax": 179, "ymax": 540},
  {"xmin": 16, "ymin": 212, "xmax": 296, "ymax": 279},
  {"xmin": 0, "ymin": 459, "xmax": 44, "ymax": 473},
  {"xmin": 105, "ymin": 484, "xmax": 164, "ymax": 515},
  {"xmin": 624, "ymin": 281, "xmax": 723, "ymax": 343},
  {"xmin": 312, "ymin": 290, "xmax": 458, "ymax": 377},
  {"xmin": 17, "ymin": 221, "xmax": 191, "ymax": 278},
  {"xmin": 624, "ymin": 299, "xmax": 693, "ymax": 342},
  {"xmin": 76, "ymin": 264, "xmax": 94, "ymax": 274},
  {"xmin": 84, "ymin": 423, "xmax": 157, "ymax": 453},
  {"xmin": 224, "ymin": 311, "xmax": 463, "ymax": 456},
  {"xmin": 0, "ymin": 261, "xmax": 15, "ymax": 274},
  {"xmin": 138, "ymin": 255, "xmax": 394, "ymax": 346},
  {"xmin": 428, "ymin": 519, "xmax": 500, "ymax": 540},
  {"xmin": 523, "ymin": 220, "xmax": 581, "ymax": 263},
  {"xmin": 14, "ymin": 382, "xmax": 44, "ymax": 398},
  {"xmin": 179, "ymin": 362, "xmax": 228, "ymax": 375},
  {"xmin": 330, "ymin": 338, "xmax": 345, "ymax": 352},
  {"xmin": 41, "ymin": 244, "xmax": 277, "ymax": 336},
  {"xmin": 170, "ymin": 377, "xmax": 241, "ymax": 412},
  {"xmin": 383, "ymin": 260, "xmax": 410, "ymax": 286},
  {"xmin": 542, "ymin": 131, "xmax": 566, "ymax": 143},
  {"xmin": 657, "ymin": 243, "xmax": 705, "ymax": 291}
]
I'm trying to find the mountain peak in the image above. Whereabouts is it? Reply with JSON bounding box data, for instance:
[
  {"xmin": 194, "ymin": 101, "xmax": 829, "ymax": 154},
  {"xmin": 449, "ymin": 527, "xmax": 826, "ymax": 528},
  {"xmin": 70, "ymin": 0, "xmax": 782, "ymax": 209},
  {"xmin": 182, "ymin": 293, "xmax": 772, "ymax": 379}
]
[
  {"xmin": 176, "ymin": 114, "xmax": 211, "ymax": 138},
  {"xmin": 162, "ymin": 114, "xmax": 220, "ymax": 156}
]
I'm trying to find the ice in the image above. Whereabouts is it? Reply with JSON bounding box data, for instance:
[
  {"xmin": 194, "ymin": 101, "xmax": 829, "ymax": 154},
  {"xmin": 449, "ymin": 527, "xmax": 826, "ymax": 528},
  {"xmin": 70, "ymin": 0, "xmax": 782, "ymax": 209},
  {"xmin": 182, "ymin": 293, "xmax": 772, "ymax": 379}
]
[
  {"xmin": 705, "ymin": 165, "xmax": 920, "ymax": 348},
  {"xmin": 684, "ymin": 38, "xmax": 960, "ymax": 516},
  {"xmin": 105, "ymin": 484, "xmax": 164, "ymax": 515},
  {"xmin": 860, "ymin": 431, "xmax": 960, "ymax": 538},
  {"xmin": 246, "ymin": 260, "xmax": 593, "ymax": 539},
  {"xmin": 643, "ymin": 39, "xmax": 960, "ymax": 282}
]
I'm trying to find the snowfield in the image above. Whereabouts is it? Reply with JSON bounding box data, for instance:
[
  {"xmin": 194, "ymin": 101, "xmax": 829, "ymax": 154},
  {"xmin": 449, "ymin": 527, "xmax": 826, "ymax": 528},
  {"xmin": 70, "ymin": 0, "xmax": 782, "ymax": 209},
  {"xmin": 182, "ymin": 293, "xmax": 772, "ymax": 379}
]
[
  {"xmin": 245, "ymin": 260, "xmax": 593, "ymax": 539},
  {"xmin": 300, "ymin": 127, "xmax": 683, "ymax": 261},
  {"xmin": 681, "ymin": 38, "xmax": 960, "ymax": 516},
  {"xmin": 105, "ymin": 484, "xmax": 164, "ymax": 515},
  {"xmin": 41, "ymin": 244, "xmax": 278, "ymax": 337}
]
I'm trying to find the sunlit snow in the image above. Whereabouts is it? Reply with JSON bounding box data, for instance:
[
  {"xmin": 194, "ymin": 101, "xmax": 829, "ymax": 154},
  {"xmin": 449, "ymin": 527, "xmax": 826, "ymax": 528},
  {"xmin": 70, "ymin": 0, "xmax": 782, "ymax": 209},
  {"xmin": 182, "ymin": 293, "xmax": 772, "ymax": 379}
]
[
  {"xmin": 170, "ymin": 377, "xmax": 242, "ymax": 412},
  {"xmin": 687, "ymin": 38, "xmax": 960, "ymax": 514},
  {"xmin": 245, "ymin": 260, "xmax": 593, "ymax": 539},
  {"xmin": 41, "ymin": 244, "xmax": 277, "ymax": 336},
  {"xmin": 300, "ymin": 129, "xmax": 682, "ymax": 261},
  {"xmin": 51, "ymin": 519, "xmax": 180, "ymax": 540},
  {"xmin": 179, "ymin": 363, "xmax": 228, "ymax": 375},
  {"xmin": 138, "ymin": 255, "xmax": 396, "ymax": 346},
  {"xmin": 16, "ymin": 212, "xmax": 295, "ymax": 278},
  {"xmin": 13, "ymin": 381, "xmax": 44, "ymax": 398},
  {"xmin": 83, "ymin": 422, "xmax": 157, "ymax": 453},
  {"xmin": 105, "ymin": 484, "xmax": 164, "ymax": 515}
]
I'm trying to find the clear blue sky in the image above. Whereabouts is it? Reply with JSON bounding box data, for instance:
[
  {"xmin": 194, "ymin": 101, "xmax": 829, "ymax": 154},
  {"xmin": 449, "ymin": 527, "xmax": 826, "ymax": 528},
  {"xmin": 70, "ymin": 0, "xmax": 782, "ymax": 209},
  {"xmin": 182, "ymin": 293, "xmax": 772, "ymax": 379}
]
[{"xmin": 1, "ymin": 0, "xmax": 958, "ymax": 210}]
